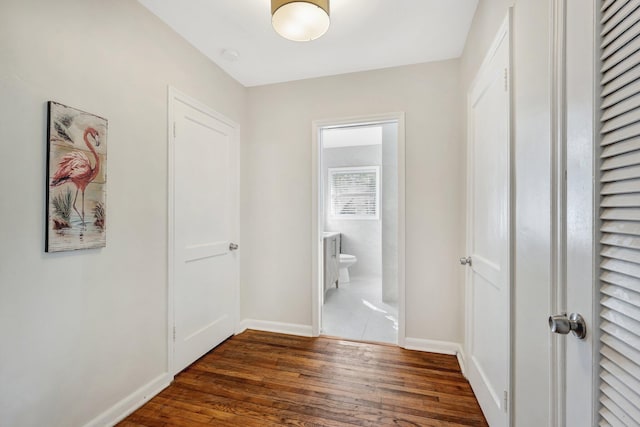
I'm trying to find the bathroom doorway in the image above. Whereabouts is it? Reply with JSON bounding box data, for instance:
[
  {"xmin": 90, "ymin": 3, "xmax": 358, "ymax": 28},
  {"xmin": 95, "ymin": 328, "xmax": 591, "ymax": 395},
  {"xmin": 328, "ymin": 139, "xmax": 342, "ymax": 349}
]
[{"xmin": 312, "ymin": 114, "xmax": 405, "ymax": 345}]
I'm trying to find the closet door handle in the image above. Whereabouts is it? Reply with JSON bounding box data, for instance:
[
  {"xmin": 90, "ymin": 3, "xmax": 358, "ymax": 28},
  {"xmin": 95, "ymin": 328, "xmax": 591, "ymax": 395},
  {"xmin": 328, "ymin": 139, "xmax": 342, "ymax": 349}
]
[
  {"xmin": 549, "ymin": 313, "xmax": 587, "ymax": 340},
  {"xmin": 460, "ymin": 256, "xmax": 472, "ymax": 266}
]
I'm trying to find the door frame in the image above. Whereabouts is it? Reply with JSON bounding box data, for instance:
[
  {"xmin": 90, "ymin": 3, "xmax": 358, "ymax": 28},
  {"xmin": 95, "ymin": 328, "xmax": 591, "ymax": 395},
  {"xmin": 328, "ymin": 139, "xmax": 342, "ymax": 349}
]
[
  {"xmin": 464, "ymin": 10, "xmax": 514, "ymax": 423},
  {"xmin": 167, "ymin": 86, "xmax": 241, "ymax": 376},
  {"xmin": 311, "ymin": 113, "xmax": 406, "ymax": 345}
]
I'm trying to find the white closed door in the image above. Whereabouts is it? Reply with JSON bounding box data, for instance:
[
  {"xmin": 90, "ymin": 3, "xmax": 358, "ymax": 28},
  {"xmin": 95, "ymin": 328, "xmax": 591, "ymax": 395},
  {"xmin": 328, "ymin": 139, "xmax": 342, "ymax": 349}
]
[
  {"xmin": 465, "ymin": 16, "xmax": 511, "ymax": 427},
  {"xmin": 171, "ymin": 94, "xmax": 239, "ymax": 374}
]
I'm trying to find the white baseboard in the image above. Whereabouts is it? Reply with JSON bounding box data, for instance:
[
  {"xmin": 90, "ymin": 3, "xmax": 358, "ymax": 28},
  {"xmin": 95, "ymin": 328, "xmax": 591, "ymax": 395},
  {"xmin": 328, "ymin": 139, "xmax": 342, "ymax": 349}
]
[
  {"xmin": 456, "ymin": 349, "xmax": 467, "ymax": 378},
  {"xmin": 404, "ymin": 337, "xmax": 461, "ymax": 354},
  {"xmin": 83, "ymin": 373, "xmax": 172, "ymax": 427},
  {"xmin": 237, "ymin": 319, "xmax": 313, "ymax": 337},
  {"xmin": 404, "ymin": 337, "xmax": 467, "ymax": 377}
]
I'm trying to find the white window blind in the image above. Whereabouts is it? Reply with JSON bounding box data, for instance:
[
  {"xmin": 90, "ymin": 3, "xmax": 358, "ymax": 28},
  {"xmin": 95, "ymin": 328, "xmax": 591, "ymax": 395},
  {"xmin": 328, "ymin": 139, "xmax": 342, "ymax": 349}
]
[
  {"xmin": 328, "ymin": 166, "xmax": 380, "ymax": 219},
  {"xmin": 600, "ymin": 0, "xmax": 640, "ymax": 425}
]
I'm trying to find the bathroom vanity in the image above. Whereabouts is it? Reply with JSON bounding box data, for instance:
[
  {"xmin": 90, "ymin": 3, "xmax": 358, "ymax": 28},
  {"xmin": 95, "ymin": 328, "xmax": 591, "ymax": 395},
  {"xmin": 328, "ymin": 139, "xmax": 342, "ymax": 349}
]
[{"xmin": 323, "ymin": 232, "xmax": 341, "ymax": 293}]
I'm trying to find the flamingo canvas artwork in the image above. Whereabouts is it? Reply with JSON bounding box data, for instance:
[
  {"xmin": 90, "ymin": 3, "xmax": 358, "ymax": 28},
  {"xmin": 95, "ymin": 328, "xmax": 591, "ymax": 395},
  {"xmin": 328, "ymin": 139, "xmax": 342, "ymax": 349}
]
[{"xmin": 46, "ymin": 101, "xmax": 107, "ymax": 252}]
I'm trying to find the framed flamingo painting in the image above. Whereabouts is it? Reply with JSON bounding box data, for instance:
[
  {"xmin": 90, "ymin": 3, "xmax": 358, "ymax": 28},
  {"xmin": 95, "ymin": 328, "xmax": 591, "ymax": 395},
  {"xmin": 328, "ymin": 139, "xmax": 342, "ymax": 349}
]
[{"xmin": 46, "ymin": 101, "xmax": 107, "ymax": 252}]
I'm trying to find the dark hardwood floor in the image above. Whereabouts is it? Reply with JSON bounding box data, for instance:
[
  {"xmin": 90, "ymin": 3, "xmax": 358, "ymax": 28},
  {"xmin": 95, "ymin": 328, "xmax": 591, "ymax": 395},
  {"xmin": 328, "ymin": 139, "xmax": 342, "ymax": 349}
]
[{"xmin": 118, "ymin": 330, "xmax": 488, "ymax": 426}]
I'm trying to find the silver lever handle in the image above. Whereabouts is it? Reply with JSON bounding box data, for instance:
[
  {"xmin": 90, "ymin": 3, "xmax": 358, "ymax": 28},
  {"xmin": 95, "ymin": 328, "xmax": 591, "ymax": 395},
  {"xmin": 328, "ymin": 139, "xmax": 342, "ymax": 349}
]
[
  {"xmin": 229, "ymin": 242, "xmax": 239, "ymax": 251},
  {"xmin": 548, "ymin": 313, "xmax": 586, "ymax": 339},
  {"xmin": 459, "ymin": 256, "xmax": 472, "ymax": 266}
]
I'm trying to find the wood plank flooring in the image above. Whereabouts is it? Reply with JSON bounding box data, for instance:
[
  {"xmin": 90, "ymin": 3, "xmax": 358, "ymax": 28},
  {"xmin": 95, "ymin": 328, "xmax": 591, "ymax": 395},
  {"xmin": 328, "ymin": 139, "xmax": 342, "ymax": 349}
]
[{"xmin": 118, "ymin": 330, "xmax": 488, "ymax": 426}]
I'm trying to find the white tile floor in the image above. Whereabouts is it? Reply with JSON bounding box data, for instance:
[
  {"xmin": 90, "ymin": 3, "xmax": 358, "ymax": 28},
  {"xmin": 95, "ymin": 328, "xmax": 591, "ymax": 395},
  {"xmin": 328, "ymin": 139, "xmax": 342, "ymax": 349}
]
[{"xmin": 321, "ymin": 276, "xmax": 398, "ymax": 344}]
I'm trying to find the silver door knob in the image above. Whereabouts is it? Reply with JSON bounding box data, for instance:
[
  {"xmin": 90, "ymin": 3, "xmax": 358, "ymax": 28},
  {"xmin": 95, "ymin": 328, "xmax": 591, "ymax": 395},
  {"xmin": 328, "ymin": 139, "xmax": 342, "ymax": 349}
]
[
  {"xmin": 548, "ymin": 313, "xmax": 586, "ymax": 339},
  {"xmin": 460, "ymin": 256, "xmax": 472, "ymax": 266},
  {"xmin": 229, "ymin": 243, "xmax": 239, "ymax": 251}
]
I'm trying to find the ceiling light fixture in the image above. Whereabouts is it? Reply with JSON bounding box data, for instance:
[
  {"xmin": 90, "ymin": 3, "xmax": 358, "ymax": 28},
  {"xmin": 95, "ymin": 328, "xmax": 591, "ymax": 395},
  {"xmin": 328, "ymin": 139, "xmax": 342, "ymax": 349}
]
[{"xmin": 271, "ymin": 0, "xmax": 330, "ymax": 42}]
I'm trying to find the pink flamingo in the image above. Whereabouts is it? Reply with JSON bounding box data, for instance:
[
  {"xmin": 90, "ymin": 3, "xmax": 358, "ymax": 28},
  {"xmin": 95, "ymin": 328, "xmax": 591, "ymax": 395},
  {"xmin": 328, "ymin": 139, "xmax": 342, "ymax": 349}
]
[{"xmin": 51, "ymin": 127, "xmax": 101, "ymax": 226}]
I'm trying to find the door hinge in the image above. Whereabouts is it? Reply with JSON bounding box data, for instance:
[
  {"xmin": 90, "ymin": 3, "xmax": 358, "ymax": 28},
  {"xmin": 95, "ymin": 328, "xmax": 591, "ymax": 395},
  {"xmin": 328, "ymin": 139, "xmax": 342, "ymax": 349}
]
[
  {"xmin": 503, "ymin": 390, "xmax": 509, "ymax": 412},
  {"xmin": 173, "ymin": 122, "xmax": 176, "ymax": 138},
  {"xmin": 173, "ymin": 325, "xmax": 176, "ymax": 341},
  {"xmin": 504, "ymin": 68, "xmax": 508, "ymax": 91}
]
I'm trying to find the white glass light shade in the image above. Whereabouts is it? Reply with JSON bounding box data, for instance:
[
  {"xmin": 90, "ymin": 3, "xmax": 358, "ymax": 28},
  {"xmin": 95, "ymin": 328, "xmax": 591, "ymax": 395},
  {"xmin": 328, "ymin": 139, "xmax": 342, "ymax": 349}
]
[{"xmin": 271, "ymin": 0, "xmax": 330, "ymax": 42}]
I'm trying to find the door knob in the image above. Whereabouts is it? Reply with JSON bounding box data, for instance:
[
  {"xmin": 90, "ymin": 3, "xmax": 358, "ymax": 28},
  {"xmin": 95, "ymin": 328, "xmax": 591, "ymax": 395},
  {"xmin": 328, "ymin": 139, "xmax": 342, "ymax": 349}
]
[
  {"xmin": 229, "ymin": 242, "xmax": 239, "ymax": 251},
  {"xmin": 460, "ymin": 256, "xmax": 472, "ymax": 266},
  {"xmin": 548, "ymin": 313, "xmax": 586, "ymax": 339}
]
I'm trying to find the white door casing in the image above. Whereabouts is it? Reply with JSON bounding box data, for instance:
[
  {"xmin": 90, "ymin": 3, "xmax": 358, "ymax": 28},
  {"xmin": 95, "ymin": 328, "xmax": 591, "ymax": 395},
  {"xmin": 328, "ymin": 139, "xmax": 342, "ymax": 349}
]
[
  {"xmin": 168, "ymin": 88, "xmax": 239, "ymax": 375},
  {"xmin": 465, "ymin": 13, "xmax": 512, "ymax": 427}
]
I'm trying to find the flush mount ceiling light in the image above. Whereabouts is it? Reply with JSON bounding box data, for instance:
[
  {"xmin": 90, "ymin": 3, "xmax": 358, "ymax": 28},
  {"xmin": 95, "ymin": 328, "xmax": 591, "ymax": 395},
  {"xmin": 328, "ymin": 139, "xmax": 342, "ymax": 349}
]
[{"xmin": 271, "ymin": 0, "xmax": 330, "ymax": 42}]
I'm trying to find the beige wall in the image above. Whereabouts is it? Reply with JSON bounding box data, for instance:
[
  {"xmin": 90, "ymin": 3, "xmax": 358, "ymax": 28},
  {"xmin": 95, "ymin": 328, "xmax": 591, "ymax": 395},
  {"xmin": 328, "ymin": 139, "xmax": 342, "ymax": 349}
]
[
  {"xmin": 242, "ymin": 60, "xmax": 465, "ymax": 343},
  {"xmin": 0, "ymin": 0, "xmax": 246, "ymax": 425}
]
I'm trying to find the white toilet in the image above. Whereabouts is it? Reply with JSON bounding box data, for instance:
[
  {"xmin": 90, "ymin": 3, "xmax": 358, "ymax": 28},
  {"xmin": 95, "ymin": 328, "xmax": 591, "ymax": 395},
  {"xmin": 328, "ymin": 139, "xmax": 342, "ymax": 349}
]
[{"xmin": 338, "ymin": 253, "xmax": 357, "ymax": 284}]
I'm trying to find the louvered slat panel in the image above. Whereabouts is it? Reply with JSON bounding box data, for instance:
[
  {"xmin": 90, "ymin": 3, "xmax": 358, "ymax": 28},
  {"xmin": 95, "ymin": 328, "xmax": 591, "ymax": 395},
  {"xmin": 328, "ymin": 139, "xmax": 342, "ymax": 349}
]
[
  {"xmin": 603, "ymin": 138, "xmax": 640, "ymax": 159},
  {"xmin": 602, "ymin": 358, "xmax": 640, "ymax": 394},
  {"xmin": 603, "ymin": 6, "xmax": 640, "ymax": 53},
  {"xmin": 602, "ymin": 285, "xmax": 640, "ymax": 310},
  {"xmin": 601, "ymin": 257, "xmax": 640, "ymax": 279},
  {"xmin": 602, "ymin": 345, "xmax": 640, "ymax": 382},
  {"xmin": 601, "ymin": 317, "xmax": 640, "ymax": 349},
  {"xmin": 602, "ymin": 220, "xmax": 640, "ymax": 236},
  {"xmin": 602, "ymin": 360, "xmax": 640, "ymax": 412},
  {"xmin": 603, "ymin": 0, "xmax": 631, "ymax": 23},
  {"xmin": 601, "ymin": 107, "xmax": 640, "ymax": 133},
  {"xmin": 601, "ymin": 120, "xmax": 640, "ymax": 145},
  {"xmin": 600, "ymin": 404, "xmax": 629, "ymax": 427},
  {"xmin": 602, "ymin": 165, "xmax": 640, "ymax": 182},
  {"xmin": 602, "ymin": 317, "xmax": 640, "ymax": 354},
  {"xmin": 603, "ymin": 49, "xmax": 640, "ymax": 84},
  {"xmin": 601, "ymin": 179, "xmax": 640, "ymax": 195},
  {"xmin": 603, "ymin": 2, "xmax": 640, "ymax": 37},
  {"xmin": 603, "ymin": 244, "xmax": 640, "ymax": 263},
  {"xmin": 602, "ymin": 94, "xmax": 640, "ymax": 122},
  {"xmin": 603, "ymin": 67, "xmax": 640, "ymax": 100},
  {"xmin": 602, "ymin": 194, "xmax": 640, "ymax": 208},
  {"xmin": 600, "ymin": 406, "xmax": 626, "ymax": 427},
  {"xmin": 602, "ymin": 296, "xmax": 640, "ymax": 323},
  {"xmin": 603, "ymin": 80, "xmax": 640, "ymax": 111},
  {"xmin": 600, "ymin": 347, "xmax": 640, "ymax": 392},
  {"xmin": 601, "ymin": 270, "xmax": 640, "ymax": 291},
  {"xmin": 602, "ymin": 321, "xmax": 640, "ymax": 357},
  {"xmin": 602, "ymin": 0, "xmax": 624, "ymax": 11},
  {"xmin": 601, "ymin": 208, "xmax": 640, "ymax": 221},
  {"xmin": 601, "ymin": 377, "xmax": 640, "ymax": 423},
  {"xmin": 601, "ymin": 150, "xmax": 640, "ymax": 169},
  {"xmin": 602, "ymin": 233, "xmax": 640, "ymax": 251},
  {"xmin": 601, "ymin": 3, "xmax": 640, "ymax": 425},
  {"xmin": 602, "ymin": 19, "xmax": 640, "ymax": 64},
  {"xmin": 601, "ymin": 334, "xmax": 640, "ymax": 372},
  {"xmin": 602, "ymin": 370, "xmax": 640, "ymax": 415}
]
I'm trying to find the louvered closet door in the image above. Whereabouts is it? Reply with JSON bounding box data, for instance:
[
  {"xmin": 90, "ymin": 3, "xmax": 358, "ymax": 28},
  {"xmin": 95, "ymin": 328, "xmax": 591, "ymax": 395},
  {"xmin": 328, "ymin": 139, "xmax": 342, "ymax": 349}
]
[{"xmin": 600, "ymin": 0, "xmax": 640, "ymax": 424}]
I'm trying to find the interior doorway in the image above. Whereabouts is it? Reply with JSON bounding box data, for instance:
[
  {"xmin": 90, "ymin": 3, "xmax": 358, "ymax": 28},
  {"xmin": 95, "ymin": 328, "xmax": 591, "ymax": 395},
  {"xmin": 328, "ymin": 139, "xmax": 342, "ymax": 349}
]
[{"xmin": 311, "ymin": 114, "xmax": 405, "ymax": 345}]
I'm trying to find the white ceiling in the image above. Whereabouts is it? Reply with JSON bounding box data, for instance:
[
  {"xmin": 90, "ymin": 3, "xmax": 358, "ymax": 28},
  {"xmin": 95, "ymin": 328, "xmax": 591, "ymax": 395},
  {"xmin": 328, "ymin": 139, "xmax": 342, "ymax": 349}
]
[{"xmin": 139, "ymin": 0, "xmax": 479, "ymax": 87}]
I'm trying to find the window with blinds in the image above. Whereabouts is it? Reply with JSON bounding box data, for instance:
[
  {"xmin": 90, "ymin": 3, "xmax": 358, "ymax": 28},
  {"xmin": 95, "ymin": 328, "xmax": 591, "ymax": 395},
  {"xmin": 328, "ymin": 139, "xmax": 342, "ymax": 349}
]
[
  {"xmin": 600, "ymin": 0, "xmax": 640, "ymax": 425},
  {"xmin": 328, "ymin": 166, "xmax": 380, "ymax": 220}
]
